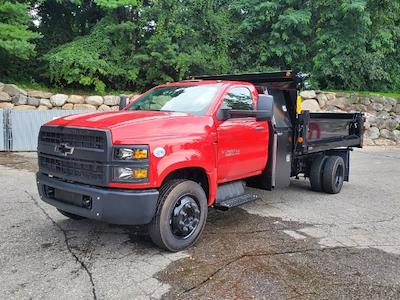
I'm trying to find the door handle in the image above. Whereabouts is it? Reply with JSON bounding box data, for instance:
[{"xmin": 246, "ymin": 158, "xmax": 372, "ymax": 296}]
[{"xmin": 255, "ymin": 126, "xmax": 264, "ymax": 131}]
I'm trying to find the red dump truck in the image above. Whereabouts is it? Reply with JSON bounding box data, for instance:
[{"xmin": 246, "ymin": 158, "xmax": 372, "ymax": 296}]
[{"xmin": 36, "ymin": 71, "xmax": 364, "ymax": 251}]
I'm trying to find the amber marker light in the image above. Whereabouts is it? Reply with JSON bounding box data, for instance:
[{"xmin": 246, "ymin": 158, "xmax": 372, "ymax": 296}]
[
  {"xmin": 134, "ymin": 168, "xmax": 148, "ymax": 179},
  {"xmin": 133, "ymin": 149, "xmax": 148, "ymax": 159}
]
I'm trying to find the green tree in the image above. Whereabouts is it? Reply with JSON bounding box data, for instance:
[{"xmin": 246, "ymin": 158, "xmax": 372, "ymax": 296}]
[
  {"xmin": 312, "ymin": 0, "xmax": 400, "ymax": 91},
  {"xmin": 36, "ymin": 0, "xmax": 104, "ymax": 53},
  {"xmin": 2, "ymin": 0, "xmax": 400, "ymax": 92},
  {"xmin": 364, "ymin": 0, "xmax": 400, "ymax": 91},
  {"xmin": 230, "ymin": 0, "xmax": 311, "ymax": 71},
  {"xmin": 0, "ymin": 0, "xmax": 41, "ymax": 81},
  {"xmin": 42, "ymin": 1, "xmax": 140, "ymax": 92},
  {"xmin": 0, "ymin": 0, "xmax": 41, "ymax": 58},
  {"xmin": 44, "ymin": 0, "xmax": 235, "ymax": 92},
  {"xmin": 131, "ymin": 0, "xmax": 234, "ymax": 89}
]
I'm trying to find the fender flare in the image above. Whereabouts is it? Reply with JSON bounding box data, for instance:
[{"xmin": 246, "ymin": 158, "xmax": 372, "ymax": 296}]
[{"xmin": 158, "ymin": 162, "xmax": 217, "ymax": 206}]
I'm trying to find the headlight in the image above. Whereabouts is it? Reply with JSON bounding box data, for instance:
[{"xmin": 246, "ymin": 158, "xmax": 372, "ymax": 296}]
[
  {"xmin": 114, "ymin": 146, "xmax": 148, "ymax": 160},
  {"xmin": 112, "ymin": 167, "xmax": 148, "ymax": 182}
]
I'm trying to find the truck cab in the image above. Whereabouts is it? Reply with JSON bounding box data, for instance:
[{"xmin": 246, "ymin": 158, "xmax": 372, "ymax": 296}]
[{"xmin": 36, "ymin": 71, "xmax": 364, "ymax": 251}]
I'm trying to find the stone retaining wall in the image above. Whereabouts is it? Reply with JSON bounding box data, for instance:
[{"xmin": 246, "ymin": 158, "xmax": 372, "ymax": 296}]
[
  {"xmin": 0, "ymin": 83, "xmax": 126, "ymax": 112},
  {"xmin": 0, "ymin": 82, "xmax": 399, "ymax": 145},
  {"xmin": 300, "ymin": 90, "xmax": 399, "ymax": 146}
]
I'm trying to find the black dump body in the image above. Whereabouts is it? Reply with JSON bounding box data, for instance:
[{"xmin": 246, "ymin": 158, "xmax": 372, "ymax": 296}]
[
  {"xmin": 194, "ymin": 70, "xmax": 364, "ymax": 189},
  {"xmin": 295, "ymin": 111, "xmax": 364, "ymax": 155}
]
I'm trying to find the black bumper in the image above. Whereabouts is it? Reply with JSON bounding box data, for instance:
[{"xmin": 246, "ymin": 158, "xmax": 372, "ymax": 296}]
[{"xmin": 36, "ymin": 173, "xmax": 159, "ymax": 225}]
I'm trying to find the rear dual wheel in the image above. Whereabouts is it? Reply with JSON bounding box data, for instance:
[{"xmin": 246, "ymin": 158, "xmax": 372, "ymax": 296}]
[
  {"xmin": 310, "ymin": 155, "xmax": 327, "ymax": 192},
  {"xmin": 309, "ymin": 155, "xmax": 345, "ymax": 194},
  {"xmin": 322, "ymin": 156, "xmax": 345, "ymax": 194},
  {"xmin": 148, "ymin": 180, "xmax": 208, "ymax": 252}
]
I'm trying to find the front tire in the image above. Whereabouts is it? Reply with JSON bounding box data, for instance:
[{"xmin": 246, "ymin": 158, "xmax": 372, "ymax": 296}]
[{"xmin": 148, "ymin": 180, "xmax": 208, "ymax": 252}]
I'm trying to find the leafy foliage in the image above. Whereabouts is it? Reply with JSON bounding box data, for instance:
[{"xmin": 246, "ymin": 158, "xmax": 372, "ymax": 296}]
[
  {"xmin": 0, "ymin": 1, "xmax": 41, "ymax": 59},
  {"xmin": 1, "ymin": 0, "xmax": 399, "ymax": 92},
  {"xmin": 44, "ymin": 0, "xmax": 234, "ymax": 91},
  {"xmin": 44, "ymin": 17, "xmax": 135, "ymax": 92},
  {"xmin": 0, "ymin": 1, "xmax": 42, "ymax": 82},
  {"xmin": 312, "ymin": 0, "xmax": 400, "ymax": 91}
]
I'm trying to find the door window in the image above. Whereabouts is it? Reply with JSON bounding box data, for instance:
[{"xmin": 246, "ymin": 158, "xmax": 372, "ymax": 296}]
[{"xmin": 222, "ymin": 87, "xmax": 254, "ymax": 110}]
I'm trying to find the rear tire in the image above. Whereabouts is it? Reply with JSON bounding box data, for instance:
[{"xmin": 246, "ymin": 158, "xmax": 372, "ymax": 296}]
[
  {"xmin": 322, "ymin": 156, "xmax": 345, "ymax": 194},
  {"xmin": 149, "ymin": 180, "xmax": 208, "ymax": 252},
  {"xmin": 309, "ymin": 155, "xmax": 327, "ymax": 192},
  {"xmin": 57, "ymin": 209, "xmax": 86, "ymax": 220}
]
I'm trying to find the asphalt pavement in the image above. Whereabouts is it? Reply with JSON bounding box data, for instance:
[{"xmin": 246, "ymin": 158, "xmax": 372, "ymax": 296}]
[{"xmin": 0, "ymin": 148, "xmax": 399, "ymax": 299}]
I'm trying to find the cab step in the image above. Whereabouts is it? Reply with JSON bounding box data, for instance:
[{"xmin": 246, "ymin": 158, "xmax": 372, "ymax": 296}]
[{"xmin": 214, "ymin": 194, "xmax": 259, "ymax": 211}]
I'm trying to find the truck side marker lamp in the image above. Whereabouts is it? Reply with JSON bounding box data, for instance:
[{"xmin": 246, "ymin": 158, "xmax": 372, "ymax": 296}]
[{"xmin": 153, "ymin": 147, "xmax": 166, "ymax": 158}]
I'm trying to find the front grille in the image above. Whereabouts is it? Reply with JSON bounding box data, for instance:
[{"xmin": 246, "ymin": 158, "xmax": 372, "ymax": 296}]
[
  {"xmin": 38, "ymin": 126, "xmax": 109, "ymax": 186},
  {"xmin": 39, "ymin": 129, "xmax": 105, "ymax": 150},
  {"xmin": 39, "ymin": 154, "xmax": 104, "ymax": 185}
]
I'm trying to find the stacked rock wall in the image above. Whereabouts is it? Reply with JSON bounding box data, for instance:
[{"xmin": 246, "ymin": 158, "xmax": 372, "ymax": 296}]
[{"xmin": 0, "ymin": 83, "xmax": 124, "ymax": 111}]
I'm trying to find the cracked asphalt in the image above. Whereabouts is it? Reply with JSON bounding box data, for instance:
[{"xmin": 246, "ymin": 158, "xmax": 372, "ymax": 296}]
[{"xmin": 0, "ymin": 148, "xmax": 399, "ymax": 299}]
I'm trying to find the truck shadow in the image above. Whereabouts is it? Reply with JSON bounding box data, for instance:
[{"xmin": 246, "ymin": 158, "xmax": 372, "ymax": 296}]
[
  {"xmin": 50, "ymin": 208, "xmax": 400, "ymax": 300},
  {"xmin": 155, "ymin": 209, "xmax": 400, "ymax": 299},
  {"xmin": 50, "ymin": 177, "xmax": 316, "ymax": 255}
]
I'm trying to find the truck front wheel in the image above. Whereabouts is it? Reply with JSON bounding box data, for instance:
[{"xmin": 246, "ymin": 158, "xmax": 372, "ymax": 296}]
[{"xmin": 148, "ymin": 180, "xmax": 208, "ymax": 252}]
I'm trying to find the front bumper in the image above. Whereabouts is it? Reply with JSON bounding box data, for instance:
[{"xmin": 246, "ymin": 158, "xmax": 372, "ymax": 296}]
[{"xmin": 36, "ymin": 172, "xmax": 159, "ymax": 225}]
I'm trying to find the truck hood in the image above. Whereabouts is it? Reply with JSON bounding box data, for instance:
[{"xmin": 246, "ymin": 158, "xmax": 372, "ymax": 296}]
[{"xmin": 47, "ymin": 110, "xmax": 215, "ymax": 144}]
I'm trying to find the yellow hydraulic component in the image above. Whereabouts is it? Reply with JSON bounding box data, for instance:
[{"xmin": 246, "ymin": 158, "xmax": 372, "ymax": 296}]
[{"xmin": 296, "ymin": 95, "xmax": 302, "ymax": 115}]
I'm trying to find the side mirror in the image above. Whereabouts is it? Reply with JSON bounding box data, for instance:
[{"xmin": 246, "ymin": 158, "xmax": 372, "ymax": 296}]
[
  {"xmin": 216, "ymin": 108, "xmax": 231, "ymax": 121},
  {"xmin": 119, "ymin": 95, "xmax": 141, "ymax": 110},
  {"xmin": 119, "ymin": 96, "xmax": 128, "ymax": 110},
  {"xmin": 256, "ymin": 94, "xmax": 274, "ymax": 121}
]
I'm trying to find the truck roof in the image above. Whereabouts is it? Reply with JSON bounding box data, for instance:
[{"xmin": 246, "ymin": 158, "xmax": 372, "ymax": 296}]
[{"xmin": 162, "ymin": 79, "xmax": 254, "ymax": 87}]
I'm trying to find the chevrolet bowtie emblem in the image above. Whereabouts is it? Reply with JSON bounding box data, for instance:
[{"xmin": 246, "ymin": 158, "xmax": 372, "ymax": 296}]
[{"xmin": 54, "ymin": 143, "xmax": 74, "ymax": 156}]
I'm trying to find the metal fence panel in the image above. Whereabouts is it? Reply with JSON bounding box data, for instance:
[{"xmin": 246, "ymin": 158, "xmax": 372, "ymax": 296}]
[
  {"xmin": 10, "ymin": 110, "xmax": 89, "ymax": 151},
  {"xmin": 0, "ymin": 110, "xmax": 4, "ymax": 151}
]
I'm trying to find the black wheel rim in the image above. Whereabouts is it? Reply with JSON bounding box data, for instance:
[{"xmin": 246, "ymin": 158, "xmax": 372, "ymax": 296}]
[
  {"xmin": 170, "ymin": 195, "xmax": 201, "ymax": 240},
  {"xmin": 335, "ymin": 165, "xmax": 344, "ymax": 187}
]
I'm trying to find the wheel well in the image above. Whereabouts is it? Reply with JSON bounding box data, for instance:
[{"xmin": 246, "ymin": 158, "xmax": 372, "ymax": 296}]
[{"xmin": 162, "ymin": 167, "xmax": 209, "ymax": 199}]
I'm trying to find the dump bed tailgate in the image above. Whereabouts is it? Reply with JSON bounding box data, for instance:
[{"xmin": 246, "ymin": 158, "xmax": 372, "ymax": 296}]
[{"xmin": 294, "ymin": 112, "xmax": 364, "ymax": 155}]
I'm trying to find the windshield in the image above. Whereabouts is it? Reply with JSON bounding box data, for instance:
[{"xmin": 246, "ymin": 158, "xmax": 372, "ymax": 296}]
[{"xmin": 127, "ymin": 84, "xmax": 220, "ymax": 115}]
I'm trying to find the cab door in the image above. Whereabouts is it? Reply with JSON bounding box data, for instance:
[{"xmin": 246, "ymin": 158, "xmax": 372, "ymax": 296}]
[{"xmin": 216, "ymin": 87, "xmax": 268, "ymax": 182}]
